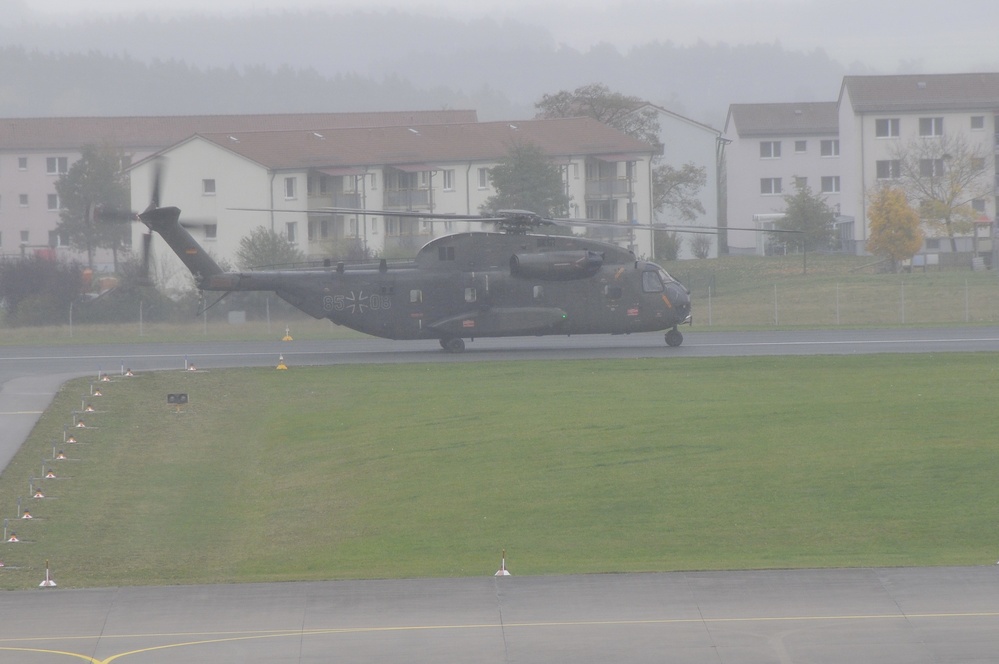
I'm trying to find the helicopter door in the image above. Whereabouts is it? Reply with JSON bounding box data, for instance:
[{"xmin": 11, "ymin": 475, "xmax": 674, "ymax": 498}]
[{"xmin": 466, "ymin": 273, "xmax": 490, "ymax": 306}]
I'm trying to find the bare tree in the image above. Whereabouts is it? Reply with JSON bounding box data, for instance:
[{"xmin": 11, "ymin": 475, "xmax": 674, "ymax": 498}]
[{"xmin": 891, "ymin": 134, "xmax": 992, "ymax": 253}]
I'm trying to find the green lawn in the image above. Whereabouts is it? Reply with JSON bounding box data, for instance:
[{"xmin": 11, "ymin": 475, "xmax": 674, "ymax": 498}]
[{"xmin": 1, "ymin": 354, "xmax": 998, "ymax": 589}]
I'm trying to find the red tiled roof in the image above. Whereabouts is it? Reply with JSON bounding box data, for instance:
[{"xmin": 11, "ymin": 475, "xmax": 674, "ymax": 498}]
[
  {"xmin": 0, "ymin": 110, "xmax": 479, "ymax": 151},
  {"xmin": 193, "ymin": 117, "xmax": 657, "ymax": 169}
]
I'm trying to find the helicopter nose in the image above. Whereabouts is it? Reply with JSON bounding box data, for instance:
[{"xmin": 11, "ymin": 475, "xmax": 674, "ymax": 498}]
[{"xmin": 666, "ymin": 281, "xmax": 691, "ymax": 321}]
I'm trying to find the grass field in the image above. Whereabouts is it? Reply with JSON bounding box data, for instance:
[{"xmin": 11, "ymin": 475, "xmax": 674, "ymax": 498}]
[{"xmin": 2, "ymin": 353, "xmax": 998, "ymax": 590}]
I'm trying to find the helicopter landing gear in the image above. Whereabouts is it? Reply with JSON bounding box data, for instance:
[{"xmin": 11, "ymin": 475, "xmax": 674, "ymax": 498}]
[
  {"xmin": 440, "ymin": 337, "xmax": 466, "ymax": 353},
  {"xmin": 665, "ymin": 328, "xmax": 683, "ymax": 347}
]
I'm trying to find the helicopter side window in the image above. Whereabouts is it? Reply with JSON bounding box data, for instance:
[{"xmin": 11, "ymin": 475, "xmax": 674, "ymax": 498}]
[
  {"xmin": 604, "ymin": 285, "xmax": 622, "ymax": 300},
  {"xmin": 465, "ymin": 287, "xmax": 477, "ymax": 303},
  {"xmin": 410, "ymin": 290, "xmax": 422, "ymax": 303},
  {"xmin": 642, "ymin": 270, "xmax": 665, "ymax": 293}
]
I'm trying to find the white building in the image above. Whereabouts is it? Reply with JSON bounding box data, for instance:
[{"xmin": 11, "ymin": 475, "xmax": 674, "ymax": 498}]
[
  {"xmin": 725, "ymin": 73, "xmax": 999, "ymax": 259},
  {"xmin": 637, "ymin": 104, "xmax": 725, "ymax": 259},
  {"xmin": 723, "ymin": 102, "xmax": 841, "ymax": 255},
  {"xmin": 0, "ymin": 110, "xmax": 477, "ymax": 267},
  {"xmin": 838, "ymin": 73, "xmax": 999, "ymax": 259},
  {"xmin": 129, "ymin": 117, "xmax": 657, "ymax": 290}
]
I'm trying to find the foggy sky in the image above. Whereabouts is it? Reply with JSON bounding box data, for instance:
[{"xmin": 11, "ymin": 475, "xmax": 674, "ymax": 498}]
[{"xmin": 17, "ymin": 0, "xmax": 999, "ymax": 74}]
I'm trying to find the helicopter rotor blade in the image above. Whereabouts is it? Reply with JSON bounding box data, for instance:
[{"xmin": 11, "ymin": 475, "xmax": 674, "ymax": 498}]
[
  {"xmin": 141, "ymin": 232, "xmax": 153, "ymax": 281},
  {"xmin": 147, "ymin": 158, "xmax": 164, "ymax": 211}
]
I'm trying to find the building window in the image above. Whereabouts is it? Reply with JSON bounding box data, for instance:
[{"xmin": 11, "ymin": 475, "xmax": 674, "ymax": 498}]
[
  {"xmin": 794, "ymin": 176, "xmax": 807, "ymax": 189},
  {"xmin": 204, "ymin": 224, "xmax": 217, "ymax": 239},
  {"xmin": 971, "ymin": 116, "xmax": 985, "ymax": 131},
  {"xmin": 47, "ymin": 194, "xmax": 60, "ymax": 210},
  {"xmin": 478, "ymin": 167, "xmax": 489, "ymax": 189},
  {"xmin": 760, "ymin": 178, "xmax": 782, "ymax": 195},
  {"xmin": 438, "ymin": 246, "xmax": 455, "ymax": 261},
  {"xmin": 875, "ymin": 118, "xmax": 900, "ymax": 138},
  {"xmin": 759, "ymin": 141, "xmax": 781, "ymax": 159},
  {"xmin": 794, "ymin": 140, "xmax": 807, "ymax": 153},
  {"xmin": 46, "ymin": 157, "xmax": 68, "ymax": 174},
  {"xmin": 876, "ymin": 160, "xmax": 901, "ymax": 180},
  {"xmin": 285, "ymin": 221, "xmax": 297, "ymax": 243},
  {"xmin": 308, "ymin": 218, "xmax": 329, "ymax": 241},
  {"xmin": 17, "ymin": 157, "xmax": 27, "ymax": 170},
  {"xmin": 442, "ymin": 169, "xmax": 455, "ymax": 191},
  {"xmin": 202, "ymin": 179, "xmax": 216, "ymax": 195},
  {"xmin": 919, "ymin": 117, "xmax": 943, "ymax": 137},
  {"xmin": 820, "ymin": 176, "xmax": 840, "ymax": 193},
  {"xmin": 19, "ymin": 194, "xmax": 28, "ymax": 207},
  {"xmin": 972, "ymin": 199, "xmax": 986, "ymax": 213},
  {"xmin": 20, "ymin": 230, "xmax": 29, "ymax": 243},
  {"xmin": 284, "ymin": 177, "xmax": 297, "ymax": 199},
  {"xmin": 919, "ymin": 158, "xmax": 945, "ymax": 177},
  {"xmin": 820, "ymin": 139, "xmax": 839, "ymax": 157}
]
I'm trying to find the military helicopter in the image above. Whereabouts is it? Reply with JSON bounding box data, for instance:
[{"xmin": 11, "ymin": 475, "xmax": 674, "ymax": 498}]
[{"xmin": 117, "ymin": 167, "xmax": 693, "ymax": 352}]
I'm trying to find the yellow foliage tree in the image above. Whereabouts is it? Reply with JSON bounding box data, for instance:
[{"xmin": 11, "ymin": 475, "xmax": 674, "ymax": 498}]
[{"xmin": 867, "ymin": 186, "xmax": 923, "ymax": 272}]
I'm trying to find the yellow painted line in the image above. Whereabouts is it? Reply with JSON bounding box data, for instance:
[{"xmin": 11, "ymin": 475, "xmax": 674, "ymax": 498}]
[
  {"xmin": 3, "ymin": 611, "xmax": 999, "ymax": 662},
  {"xmin": 0, "ymin": 646, "xmax": 100, "ymax": 662}
]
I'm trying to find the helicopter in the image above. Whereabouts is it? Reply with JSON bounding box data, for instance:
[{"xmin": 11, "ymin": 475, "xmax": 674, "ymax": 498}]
[{"xmin": 117, "ymin": 166, "xmax": 693, "ymax": 352}]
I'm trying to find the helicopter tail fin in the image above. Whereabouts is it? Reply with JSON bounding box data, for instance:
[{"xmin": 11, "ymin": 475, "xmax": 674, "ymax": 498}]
[{"xmin": 138, "ymin": 205, "xmax": 223, "ymax": 285}]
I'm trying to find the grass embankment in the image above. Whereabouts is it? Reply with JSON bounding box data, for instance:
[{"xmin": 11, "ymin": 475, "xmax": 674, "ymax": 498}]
[{"xmin": 1, "ymin": 354, "xmax": 998, "ymax": 589}]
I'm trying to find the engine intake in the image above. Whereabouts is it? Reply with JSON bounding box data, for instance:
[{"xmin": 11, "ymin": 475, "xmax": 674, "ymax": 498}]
[{"xmin": 509, "ymin": 250, "xmax": 604, "ymax": 281}]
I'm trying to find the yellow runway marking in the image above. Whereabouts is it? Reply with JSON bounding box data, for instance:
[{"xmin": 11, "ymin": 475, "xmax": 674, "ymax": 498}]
[{"xmin": 3, "ymin": 611, "xmax": 998, "ymax": 661}]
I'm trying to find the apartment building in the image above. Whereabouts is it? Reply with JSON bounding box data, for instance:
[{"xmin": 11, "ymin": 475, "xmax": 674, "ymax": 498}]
[
  {"xmin": 0, "ymin": 110, "xmax": 477, "ymax": 266},
  {"xmin": 725, "ymin": 73, "xmax": 999, "ymax": 259},
  {"xmin": 129, "ymin": 117, "xmax": 657, "ymax": 290},
  {"xmin": 839, "ymin": 73, "xmax": 999, "ymax": 260},
  {"xmin": 723, "ymin": 101, "xmax": 841, "ymax": 255}
]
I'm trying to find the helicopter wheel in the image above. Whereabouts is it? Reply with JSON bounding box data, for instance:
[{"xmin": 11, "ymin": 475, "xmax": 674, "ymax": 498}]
[
  {"xmin": 440, "ymin": 337, "xmax": 466, "ymax": 353},
  {"xmin": 665, "ymin": 328, "xmax": 683, "ymax": 347}
]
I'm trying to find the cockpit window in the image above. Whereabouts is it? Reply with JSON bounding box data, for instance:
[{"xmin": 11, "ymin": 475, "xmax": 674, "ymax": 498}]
[{"xmin": 642, "ymin": 270, "xmax": 664, "ymax": 293}]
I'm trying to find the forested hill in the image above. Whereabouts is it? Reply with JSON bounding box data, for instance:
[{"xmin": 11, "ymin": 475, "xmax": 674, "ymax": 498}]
[{"xmin": 0, "ymin": 11, "xmax": 863, "ymax": 126}]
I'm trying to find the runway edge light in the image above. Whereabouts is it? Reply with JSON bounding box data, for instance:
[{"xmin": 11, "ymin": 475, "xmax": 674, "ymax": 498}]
[
  {"xmin": 39, "ymin": 559, "xmax": 56, "ymax": 588},
  {"xmin": 495, "ymin": 549, "xmax": 511, "ymax": 577}
]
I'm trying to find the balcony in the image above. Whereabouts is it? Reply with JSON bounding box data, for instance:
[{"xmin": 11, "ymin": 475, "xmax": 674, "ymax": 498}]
[
  {"xmin": 384, "ymin": 188, "xmax": 430, "ymax": 209},
  {"xmin": 585, "ymin": 177, "xmax": 632, "ymax": 198}
]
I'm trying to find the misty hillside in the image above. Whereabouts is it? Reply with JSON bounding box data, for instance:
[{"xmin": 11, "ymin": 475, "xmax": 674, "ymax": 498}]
[{"xmin": 0, "ymin": 11, "xmax": 865, "ymax": 127}]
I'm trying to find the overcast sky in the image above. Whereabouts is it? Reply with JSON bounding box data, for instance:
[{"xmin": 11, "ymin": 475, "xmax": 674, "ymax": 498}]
[{"xmin": 18, "ymin": 0, "xmax": 999, "ymax": 73}]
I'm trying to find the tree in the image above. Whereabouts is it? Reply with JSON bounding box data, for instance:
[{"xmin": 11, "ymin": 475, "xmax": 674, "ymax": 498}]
[
  {"xmin": 0, "ymin": 255, "xmax": 83, "ymax": 327},
  {"xmin": 653, "ymin": 162, "xmax": 707, "ymax": 223},
  {"xmin": 480, "ymin": 142, "xmax": 571, "ymax": 219},
  {"xmin": 690, "ymin": 234, "xmax": 713, "ymax": 259},
  {"xmin": 867, "ymin": 186, "xmax": 923, "ymax": 272},
  {"xmin": 54, "ymin": 143, "xmax": 131, "ymax": 270},
  {"xmin": 536, "ymin": 84, "xmax": 708, "ymax": 243},
  {"xmin": 234, "ymin": 226, "xmax": 305, "ymax": 270},
  {"xmin": 891, "ymin": 134, "xmax": 992, "ymax": 253},
  {"xmin": 535, "ymin": 83, "xmax": 661, "ymax": 148},
  {"xmin": 772, "ymin": 179, "xmax": 836, "ymax": 253},
  {"xmin": 652, "ymin": 230, "xmax": 682, "ymax": 262}
]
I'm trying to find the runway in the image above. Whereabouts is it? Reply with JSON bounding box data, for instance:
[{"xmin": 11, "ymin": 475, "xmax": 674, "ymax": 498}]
[{"xmin": 2, "ymin": 328, "xmax": 999, "ymax": 662}]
